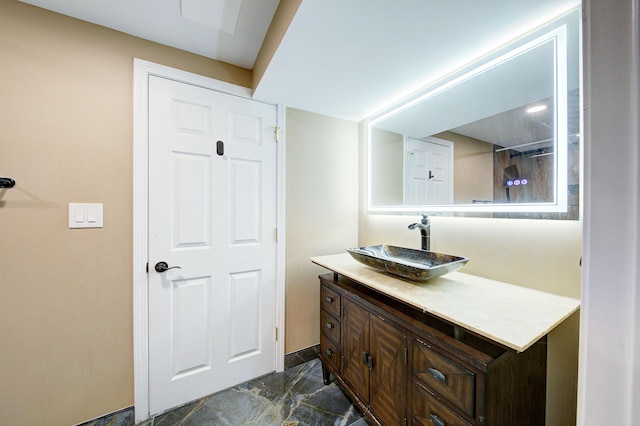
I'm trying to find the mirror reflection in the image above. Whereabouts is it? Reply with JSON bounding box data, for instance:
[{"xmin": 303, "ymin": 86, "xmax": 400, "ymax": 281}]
[{"xmin": 367, "ymin": 10, "xmax": 580, "ymax": 219}]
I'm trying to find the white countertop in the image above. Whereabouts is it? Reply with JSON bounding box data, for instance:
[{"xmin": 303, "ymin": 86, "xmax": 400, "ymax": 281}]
[{"xmin": 311, "ymin": 253, "xmax": 580, "ymax": 352}]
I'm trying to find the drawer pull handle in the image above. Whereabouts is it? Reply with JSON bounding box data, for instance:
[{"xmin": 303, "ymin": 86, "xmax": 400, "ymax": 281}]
[
  {"xmin": 325, "ymin": 296, "xmax": 334, "ymax": 303},
  {"xmin": 428, "ymin": 413, "xmax": 445, "ymax": 426},
  {"xmin": 427, "ymin": 368, "xmax": 446, "ymax": 383},
  {"xmin": 325, "ymin": 348, "xmax": 334, "ymax": 357},
  {"xmin": 326, "ymin": 322, "xmax": 334, "ymax": 329}
]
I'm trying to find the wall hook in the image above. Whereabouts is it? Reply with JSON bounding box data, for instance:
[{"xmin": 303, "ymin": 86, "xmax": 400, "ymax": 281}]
[{"xmin": 0, "ymin": 177, "xmax": 16, "ymax": 188}]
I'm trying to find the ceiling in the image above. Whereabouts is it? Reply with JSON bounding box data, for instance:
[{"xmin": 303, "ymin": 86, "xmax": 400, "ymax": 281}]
[
  {"xmin": 19, "ymin": 0, "xmax": 280, "ymax": 69},
  {"xmin": 19, "ymin": 0, "xmax": 580, "ymax": 123}
]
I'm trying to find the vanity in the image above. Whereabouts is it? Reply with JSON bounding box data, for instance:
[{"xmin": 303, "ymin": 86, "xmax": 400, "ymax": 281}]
[{"xmin": 311, "ymin": 253, "xmax": 580, "ymax": 426}]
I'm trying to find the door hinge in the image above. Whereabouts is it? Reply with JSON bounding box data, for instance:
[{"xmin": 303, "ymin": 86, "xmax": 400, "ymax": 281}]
[
  {"xmin": 275, "ymin": 327, "xmax": 278, "ymax": 341},
  {"xmin": 273, "ymin": 126, "xmax": 280, "ymax": 142},
  {"xmin": 404, "ymin": 417, "xmax": 407, "ymax": 426},
  {"xmin": 404, "ymin": 346, "xmax": 408, "ymax": 366},
  {"xmin": 146, "ymin": 262, "xmax": 149, "ymax": 273},
  {"xmin": 274, "ymin": 228, "xmax": 278, "ymax": 242}
]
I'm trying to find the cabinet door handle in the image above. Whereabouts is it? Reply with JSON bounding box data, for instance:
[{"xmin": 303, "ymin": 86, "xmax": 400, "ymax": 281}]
[
  {"xmin": 428, "ymin": 413, "xmax": 445, "ymax": 426},
  {"xmin": 362, "ymin": 352, "xmax": 374, "ymax": 370},
  {"xmin": 326, "ymin": 322, "xmax": 334, "ymax": 329},
  {"xmin": 325, "ymin": 348, "xmax": 334, "ymax": 357},
  {"xmin": 427, "ymin": 368, "xmax": 446, "ymax": 383},
  {"xmin": 325, "ymin": 296, "xmax": 334, "ymax": 303}
]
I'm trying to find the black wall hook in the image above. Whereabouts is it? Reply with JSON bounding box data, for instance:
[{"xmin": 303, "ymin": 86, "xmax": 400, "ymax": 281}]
[{"xmin": 0, "ymin": 178, "xmax": 16, "ymax": 188}]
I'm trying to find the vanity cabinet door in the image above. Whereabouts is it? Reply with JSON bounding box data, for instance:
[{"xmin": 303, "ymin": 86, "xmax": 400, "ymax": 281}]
[
  {"xmin": 342, "ymin": 297, "xmax": 408, "ymax": 425},
  {"xmin": 370, "ymin": 315, "xmax": 407, "ymax": 426},
  {"xmin": 342, "ymin": 297, "xmax": 370, "ymax": 401}
]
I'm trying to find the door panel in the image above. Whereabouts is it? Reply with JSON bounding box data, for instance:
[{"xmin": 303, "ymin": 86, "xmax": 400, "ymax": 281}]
[
  {"xmin": 427, "ymin": 144, "xmax": 451, "ymax": 204},
  {"xmin": 229, "ymin": 112, "xmax": 262, "ymax": 144},
  {"xmin": 172, "ymin": 153, "xmax": 212, "ymax": 248},
  {"xmin": 171, "ymin": 276, "xmax": 213, "ymax": 377},
  {"xmin": 229, "ymin": 159, "xmax": 261, "ymax": 245},
  {"xmin": 370, "ymin": 316, "xmax": 407, "ymax": 426},
  {"xmin": 228, "ymin": 270, "xmax": 261, "ymax": 360},
  {"xmin": 148, "ymin": 75, "xmax": 277, "ymax": 415},
  {"xmin": 342, "ymin": 298, "xmax": 370, "ymax": 402}
]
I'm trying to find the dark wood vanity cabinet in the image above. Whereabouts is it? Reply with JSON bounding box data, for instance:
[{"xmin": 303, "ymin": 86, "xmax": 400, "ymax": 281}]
[{"xmin": 318, "ymin": 273, "xmax": 547, "ymax": 426}]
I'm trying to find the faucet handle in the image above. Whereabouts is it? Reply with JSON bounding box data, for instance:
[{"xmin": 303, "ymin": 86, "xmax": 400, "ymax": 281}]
[{"xmin": 419, "ymin": 213, "xmax": 429, "ymax": 224}]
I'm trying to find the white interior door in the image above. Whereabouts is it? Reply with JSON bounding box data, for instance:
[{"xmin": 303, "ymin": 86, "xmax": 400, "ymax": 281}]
[
  {"xmin": 147, "ymin": 75, "xmax": 277, "ymax": 415},
  {"xmin": 404, "ymin": 137, "xmax": 453, "ymax": 205}
]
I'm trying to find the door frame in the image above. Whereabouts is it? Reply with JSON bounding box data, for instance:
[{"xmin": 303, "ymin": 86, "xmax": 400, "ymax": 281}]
[{"xmin": 132, "ymin": 59, "xmax": 286, "ymax": 423}]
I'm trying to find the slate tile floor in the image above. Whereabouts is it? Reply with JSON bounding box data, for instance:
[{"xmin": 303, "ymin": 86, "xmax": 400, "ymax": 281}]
[{"xmin": 82, "ymin": 347, "xmax": 369, "ymax": 426}]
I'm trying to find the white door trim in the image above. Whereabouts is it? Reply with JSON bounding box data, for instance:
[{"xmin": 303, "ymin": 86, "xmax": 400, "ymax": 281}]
[{"xmin": 132, "ymin": 59, "xmax": 286, "ymax": 423}]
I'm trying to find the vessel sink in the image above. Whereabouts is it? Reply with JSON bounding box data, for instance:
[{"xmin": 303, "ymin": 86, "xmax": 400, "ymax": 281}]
[{"xmin": 347, "ymin": 245, "xmax": 469, "ymax": 282}]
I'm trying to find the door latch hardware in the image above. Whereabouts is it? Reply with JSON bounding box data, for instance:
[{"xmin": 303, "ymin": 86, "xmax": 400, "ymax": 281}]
[{"xmin": 155, "ymin": 261, "xmax": 182, "ymax": 273}]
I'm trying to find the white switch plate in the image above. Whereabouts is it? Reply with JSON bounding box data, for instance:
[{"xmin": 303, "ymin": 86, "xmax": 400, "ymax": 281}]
[{"xmin": 69, "ymin": 203, "xmax": 103, "ymax": 228}]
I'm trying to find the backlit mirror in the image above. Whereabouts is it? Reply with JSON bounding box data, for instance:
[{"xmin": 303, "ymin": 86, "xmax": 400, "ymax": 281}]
[{"xmin": 367, "ymin": 10, "xmax": 580, "ymax": 219}]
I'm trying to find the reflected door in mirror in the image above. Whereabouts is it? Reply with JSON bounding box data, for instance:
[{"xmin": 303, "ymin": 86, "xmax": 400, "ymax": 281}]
[{"xmin": 404, "ymin": 137, "xmax": 453, "ymax": 205}]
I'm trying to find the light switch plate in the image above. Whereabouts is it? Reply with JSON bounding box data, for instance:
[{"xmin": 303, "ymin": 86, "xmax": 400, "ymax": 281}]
[{"xmin": 69, "ymin": 203, "xmax": 103, "ymax": 228}]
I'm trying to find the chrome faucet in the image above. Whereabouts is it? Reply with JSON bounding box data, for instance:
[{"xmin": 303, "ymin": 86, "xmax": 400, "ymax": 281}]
[{"xmin": 408, "ymin": 214, "xmax": 430, "ymax": 251}]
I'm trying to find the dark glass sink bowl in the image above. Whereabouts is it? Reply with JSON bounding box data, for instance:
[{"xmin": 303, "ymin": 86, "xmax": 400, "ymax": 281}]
[{"xmin": 347, "ymin": 245, "xmax": 469, "ymax": 282}]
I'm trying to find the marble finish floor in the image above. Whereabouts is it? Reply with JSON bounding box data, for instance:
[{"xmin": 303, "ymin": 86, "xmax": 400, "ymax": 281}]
[{"xmin": 82, "ymin": 350, "xmax": 368, "ymax": 426}]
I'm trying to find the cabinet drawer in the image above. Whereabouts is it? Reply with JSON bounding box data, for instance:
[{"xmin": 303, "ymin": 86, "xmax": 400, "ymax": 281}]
[
  {"xmin": 412, "ymin": 380, "xmax": 472, "ymax": 426},
  {"xmin": 321, "ymin": 309, "xmax": 341, "ymax": 345},
  {"xmin": 321, "ymin": 284, "xmax": 341, "ymax": 318},
  {"xmin": 320, "ymin": 333, "xmax": 341, "ymax": 372},
  {"xmin": 412, "ymin": 338, "xmax": 475, "ymax": 417}
]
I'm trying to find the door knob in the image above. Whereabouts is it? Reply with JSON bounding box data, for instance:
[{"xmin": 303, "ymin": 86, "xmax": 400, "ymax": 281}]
[{"xmin": 155, "ymin": 261, "xmax": 182, "ymax": 273}]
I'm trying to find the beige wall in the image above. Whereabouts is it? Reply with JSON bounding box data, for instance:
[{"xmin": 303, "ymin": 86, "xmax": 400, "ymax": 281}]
[
  {"xmin": 370, "ymin": 127, "xmax": 404, "ymax": 205},
  {"xmin": 0, "ymin": 1, "xmax": 249, "ymax": 424},
  {"xmin": 359, "ymin": 125, "xmax": 581, "ymax": 425},
  {"xmin": 436, "ymin": 131, "xmax": 494, "ymax": 204},
  {"xmin": 285, "ymin": 108, "xmax": 359, "ymax": 353}
]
